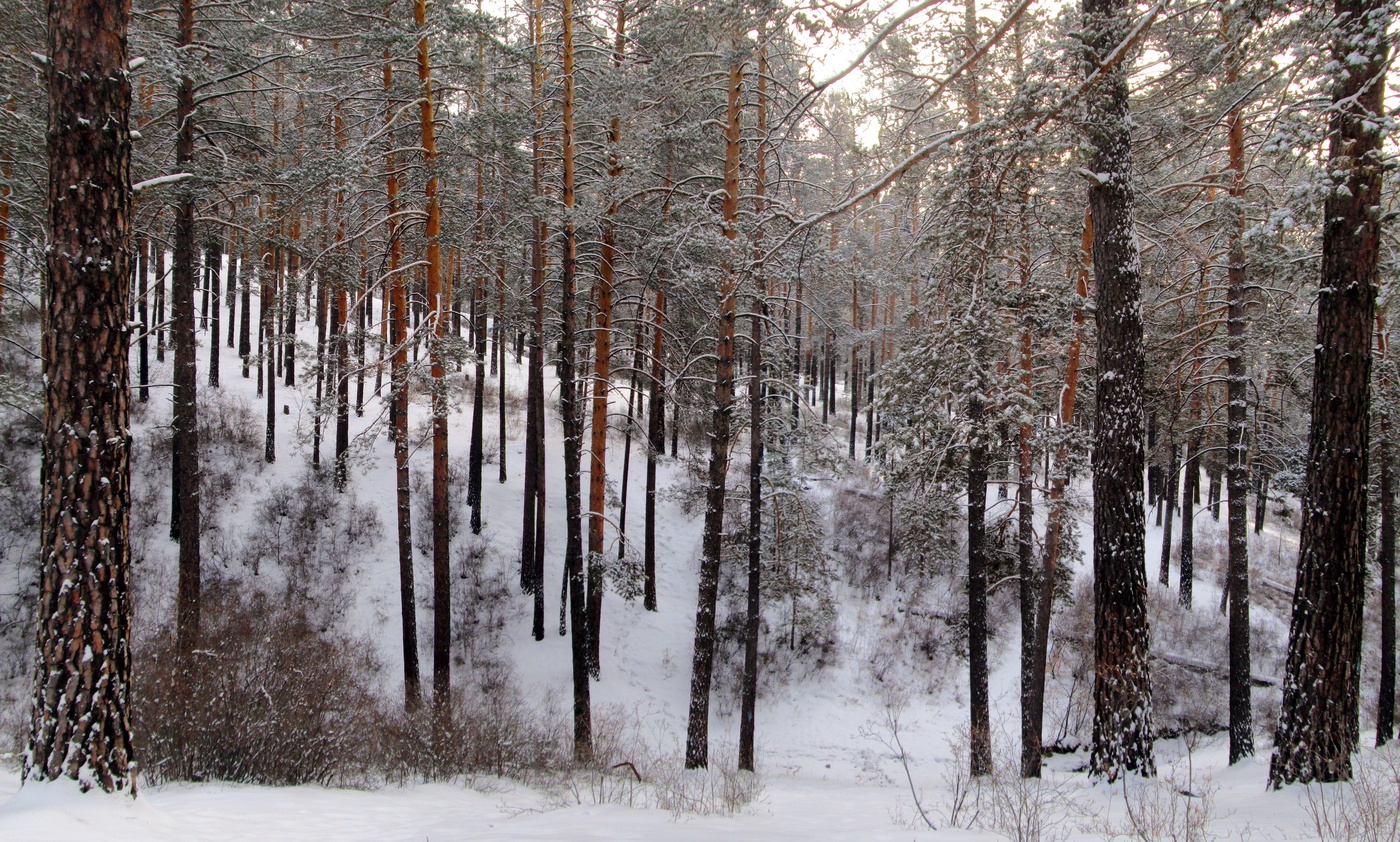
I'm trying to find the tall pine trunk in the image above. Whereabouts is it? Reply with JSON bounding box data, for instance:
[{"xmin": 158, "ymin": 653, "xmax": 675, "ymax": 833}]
[
  {"xmin": 559, "ymin": 0, "xmax": 593, "ymax": 763},
  {"xmin": 28, "ymin": 0, "xmax": 137, "ymax": 791},
  {"xmin": 1223, "ymin": 14, "xmax": 1254, "ymax": 761},
  {"xmin": 171, "ymin": 0, "xmax": 202, "ymax": 661},
  {"xmin": 684, "ymin": 46, "xmax": 743, "ymax": 771},
  {"xmin": 1268, "ymin": 0, "xmax": 1388, "ymax": 788},
  {"xmin": 414, "ymin": 0, "xmax": 451, "ymax": 718},
  {"xmin": 1084, "ymin": 0, "xmax": 1154, "ymax": 779}
]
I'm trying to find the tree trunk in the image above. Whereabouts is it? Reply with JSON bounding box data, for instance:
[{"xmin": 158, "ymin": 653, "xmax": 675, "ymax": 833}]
[
  {"xmin": 560, "ymin": 0, "xmax": 593, "ymax": 763},
  {"xmin": 1268, "ymin": 0, "xmax": 1387, "ymax": 788},
  {"xmin": 1180, "ymin": 431, "xmax": 1197, "ymax": 608},
  {"xmin": 207, "ymin": 239, "xmax": 221, "ymax": 388},
  {"xmin": 239, "ymin": 237, "xmax": 251, "ymax": 377},
  {"xmin": 262, "ymin": 237, "xmax": 276, "ymax": 462},
  {"xmin": 644, "ymin": 285, "xmax": 666, "ymax": 613},
  {"xmin": 137, "ymin": 236, "xmax": 149, "ymax": 400},
  {"xmin": 385, "ymin": 28, "xmax": 419, "ymax": 711},
  {"xmin": 521, "ymin": 0, "xmax": 548, "ymax": 645},
  {"xmin": 968, "ymin": 398, "xmax": 992, "ymax": 777},
  {"xmin": 684, "ymin": 49, "xmax": 742, "ymax": 771},
  {"xmin": 1084, "ymin": 0, "xmax": 1154, "ymax": 780},
  {"xmin": 415, "ymin": 0, "xmax": 451, "ymax": 718},
  {"xmin": 171, "ymin": 0, "xmax": 202, "ymax": 661},
  {"xmin": 1223, "ymin": 17, "xmax": 1254, "ymax": 761},
  {"xmin": 28, "ymin": 0, "xmax": 137, "ymax": 791},
  {"xmin": 740, "ymin": 49, "xmax": 769, "ymax": 773},
  {"xmin": 1378, "ymin": 410, "xmax": 1395, "ymax": 747}
]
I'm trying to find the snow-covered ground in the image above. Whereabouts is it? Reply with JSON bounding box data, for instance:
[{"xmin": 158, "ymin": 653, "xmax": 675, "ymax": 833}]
[{"xmin": 0, "ymin": 284, "xmax": 1380, "ymax": 839}]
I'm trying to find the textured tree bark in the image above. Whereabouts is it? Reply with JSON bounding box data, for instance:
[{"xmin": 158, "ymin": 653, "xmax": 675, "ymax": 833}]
[
  {"xmin": 740, "ymin": 48, "xmax": 769, "ymax": 773},
  {"xmin": 1223, "ymin": 18, "xmax": 1254, "ymax": 761},
  {"xmin": 961, "ymin": 0, "xmax": 991, "ymax": 779},
  {"xmin": 1269, "ymin": 0, "xmax": 1387, "ymax": 788},
  {"xmin": 239, "ymin": 237, "xmax": 251, "ymax": 377},
  {"xmin": 685, "ymin": 49, "xmax": 742, "ymax": 771},
  {"xmin": 585, "ymin": 5, "xmax": 626, "ymax": 678},
  {"xmin": 226, "ymin": 225, "xmax": 237, "ymax": 350},
  {"xmin": 27, "ymin": 0, "xmax": 137, "ymax": 792},
  {"xmin": 171, "ymin": 0, "xmax": 203, "ymax": 661},
  {"xmin": 1378, "ymin": 408, "xmax": 1395, "ymax": 747},
  {"xmin": 1179, "ymin": 428, "xmax": 1197, "ymax": 608},
  {"xmin": 1016, "ymin": 183, "xmax": 1038, "ymax": 779},
  {"xmin": 261, "ymin": 236, "xmax": 276, "ymax": 462},
  {"xmin": 469, "ymin": 165, "xmax": 487, "ymax": 535},
  {"xmin": 207, "ymin": 239, "xmax": 221, "ymax": 388},
  {"xmin": 414, "ymin": 0, "xmax": 451, "ymax": 719},
  {"xmin": 385, "ymin": 28, "xmax": 419, "ymax": 710},
  {"xmin": 1084, "ymin": 0, "xmax": 1154, "ymax": 780},
  {"xmin": 644, "ymin": 284, "xmax": 666, "ymax": 613},
  {"xmin": 967, "ymin": 398, "xmax": 991, "ymax": 777},
  {"xmin": 333, "ymin": 97, "xmax": 351, "ymax": 492},
  {"xmin": 521, "ymin": 0, "xmax": 547, "ymax": 644},
  {"xmin": 560, "ymin": 0, "xmax": 593, "ymax": 763},
  {"xmin": 1159, "ymin": 443, "xmax": 1177, "ymax": 586},
  {"xmin": 137, "ymin": 236, "xmax": 149, "ymax": 400}
]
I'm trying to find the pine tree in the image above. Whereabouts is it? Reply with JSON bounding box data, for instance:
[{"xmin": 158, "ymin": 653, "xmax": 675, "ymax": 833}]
[
  {"xmin": 1084, "ymin": 0, "xmax": 1155, "ymax": 780},
  {"xmin": 1269, "ymin": 0, "xmax": 1390, "ymax": 788},
  {"xmin": 27, "ymin": 0, "xmax": 137, "ymax": 792}
]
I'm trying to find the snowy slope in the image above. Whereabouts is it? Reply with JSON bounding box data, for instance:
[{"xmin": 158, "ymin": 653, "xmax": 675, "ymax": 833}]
[{"xmin": 0, "ymin": 277, "xmax": 1374, "ymax": 839}]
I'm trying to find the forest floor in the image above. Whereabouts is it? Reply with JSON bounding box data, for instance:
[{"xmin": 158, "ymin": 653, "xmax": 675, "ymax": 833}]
[{"xmin": 0, "ymin": 302, "xmax": 1381, "ymax": 840}]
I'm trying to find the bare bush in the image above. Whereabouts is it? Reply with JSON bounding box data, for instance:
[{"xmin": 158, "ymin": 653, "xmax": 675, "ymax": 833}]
[
  {"xmin": 1299, "ymin": 745, "xmax": 1400, "ymax": 841},
  {"xmin": 134, "ymin": 591, "xmax": 383, "ymax": 787},
  {"xmin": 540, "ymin": 703, "xmax": 765, "ymax": 817},
  {"xmin": 1096, "ymin": 766, "xmax": 1219, "ymax": 842}
]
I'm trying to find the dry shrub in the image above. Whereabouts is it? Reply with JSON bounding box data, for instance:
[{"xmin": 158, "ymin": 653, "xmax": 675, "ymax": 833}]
[
  {"xmin": 134, "ymin": 591, "xmax": 381, "ymax": 787},
  {"xmin": 540, "ymin": 704, "xmax": 765, "ymax": 817},
  {"xmin": 1300, "ymin": 745, "xmax": 1400, "ymax": 842},
  {"xmin": 377, "ymin": 665, "xmax": 570, "ymax": 784}
]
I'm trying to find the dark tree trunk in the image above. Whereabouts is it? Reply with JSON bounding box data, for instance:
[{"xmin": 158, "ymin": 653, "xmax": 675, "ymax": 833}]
[
  {"xmin": 239, "ymin": 241, "xmax": 251, "ymax": 377},
  {"xmin": 1268, "ymin": 0, "xmax": 1387, "ymax": 788},
  {"xmin": 685, "ymin": 53, "xmax": 742, "ymax": 771},
  {"xmin": 968, "ymin": 398, "xmax": 991, "ymax": 777},
  {"xmin": 207, "ymin": 240, "xmax": 221, "ymax": 388},
  {"xmin": 739, "ymin": 298, "xmax": 763, "ymax": 773},
  {"xmin": 226, "ymin": 231, "xmax": 237, "ymax": 350},
  {"xmin": 1379, "ymin": 433, "xmax": 1395, "ymax": 746},
  {"xmin": 137, "ymin": 235, "xmax": 149, "ymax": 401},
  {"xmin": 155, "ymin": 224, "xmax": 166, "ymax": 363},
  {"xmin": 171, "ymin": 0, "xmax": 202, "ymax": 660},
  {"xmin": 28, "ymin": 0, "xmax": 136, "ymax": 791},
  {"xmin": 1180, "ymin": 433, "xmax": 1197, "ymax": 608},
  {"xmin": 1224, "ymin": 23, "xmax": 1254, "ymax": 761},
  {"xmin": 262, "ymin": 242, "xmax": 276, "ymax": 463},
  {"xmin": 334, "ymin": 285, "xmax": 351, "ymax": 490},
  {"xmin": 560, "ymin": 0, "xmax": 592, "ymax": 763},
  {"xmin": 1160, "ymin": 444, "xmax": 1177, "ymax": 586},
  {"xmin": 522, "ymin": 0, "xmax": 547, "ymax": 645},
  {"xmin": 1254, "ymin": 470, "xmax": 1268, "ymax": 534},
  {"xmin": 384, "ymin": 39, "xmax": 419, "ymax": 709},
  {"xmin": 644, "ymin": 287, "xmax": 666, "ymax": 612},
  {"xmin": 1084, "ymin": 0, "xmax": 1154, "ymax": 780},
  {"xmin": 312, "ymin": 284, "xmax": 327, "ymax": 470},
  {"xmin": 469, "ymin": 267, "xmax": 486, "ymax": 534}
]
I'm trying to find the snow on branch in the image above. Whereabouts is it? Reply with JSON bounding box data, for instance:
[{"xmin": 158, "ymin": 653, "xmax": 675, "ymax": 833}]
[{"xmin": 133, "ymin": 173, "xmax": 194, "ymax": 194}]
